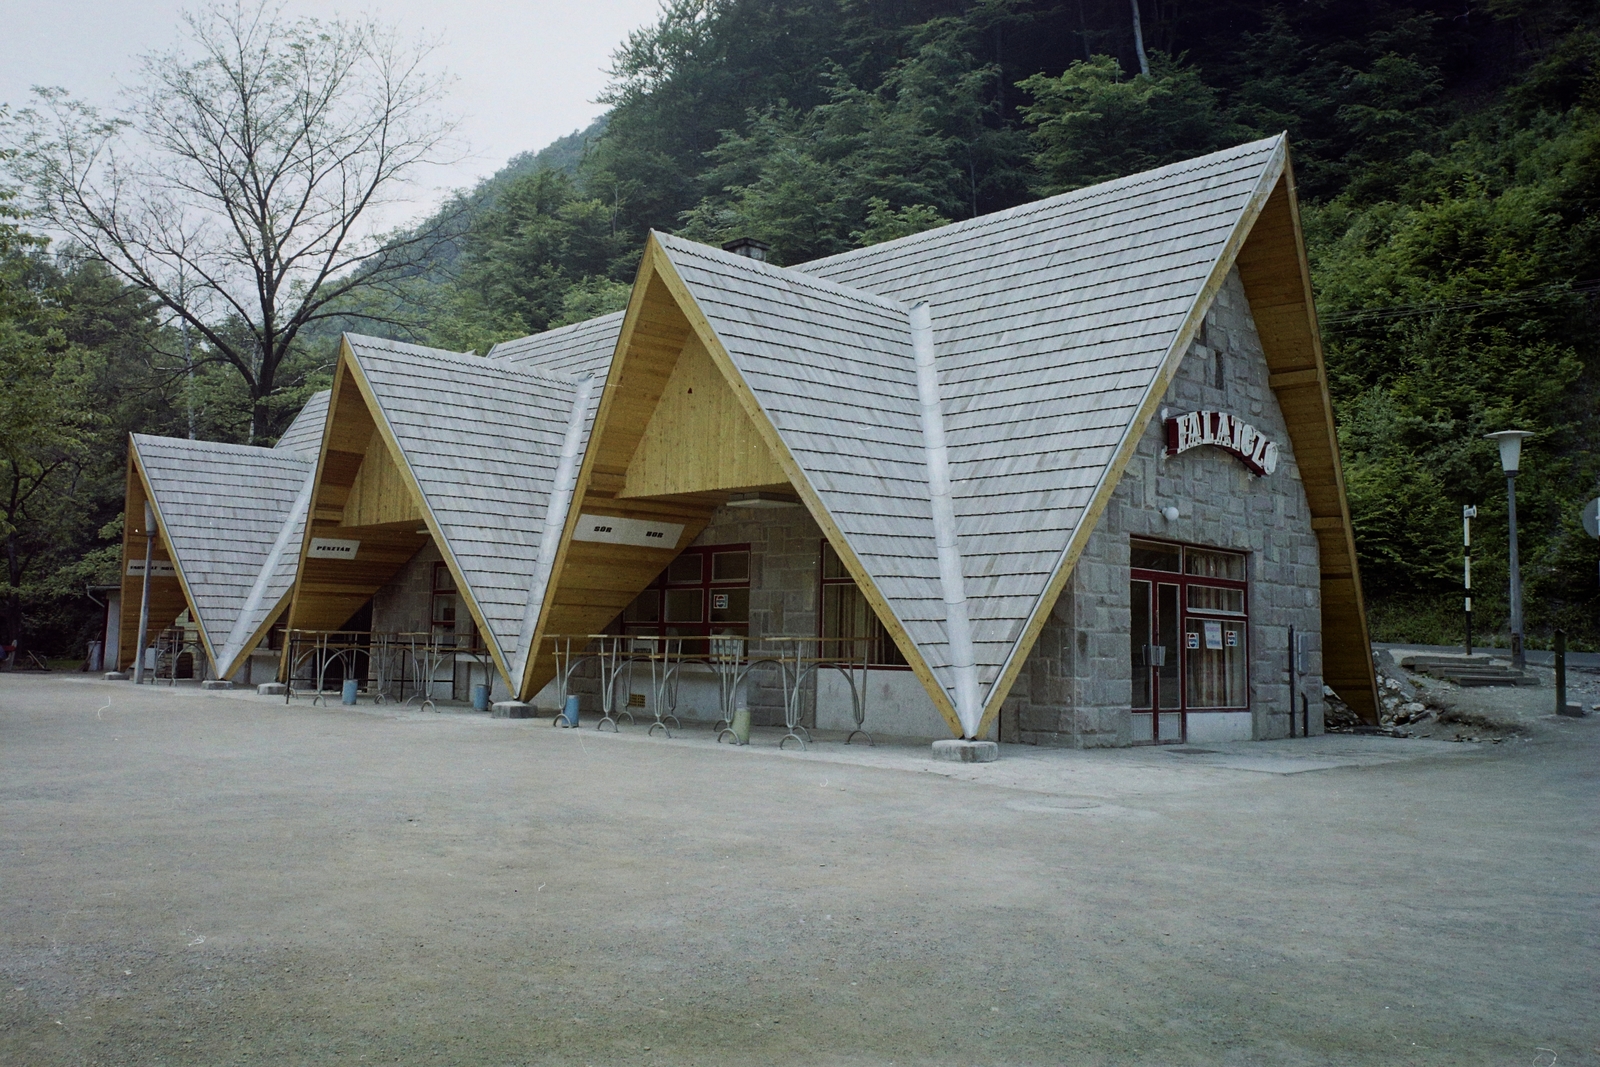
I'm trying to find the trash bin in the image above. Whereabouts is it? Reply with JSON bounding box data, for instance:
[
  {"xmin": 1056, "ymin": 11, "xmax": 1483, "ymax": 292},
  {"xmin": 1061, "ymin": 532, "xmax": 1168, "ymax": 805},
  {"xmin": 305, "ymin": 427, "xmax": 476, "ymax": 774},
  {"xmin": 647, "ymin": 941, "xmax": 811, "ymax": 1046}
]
[
  {"xmin": 563, "ymin": 694, "xmax": 580, "ymax": 728},
  {"xmin": 472, "ymin": 684, "xmax": 490, "ymax": 712},
  {"xmin": 341, "ymin": 678, "xmax": 358, "ymax": 705}
]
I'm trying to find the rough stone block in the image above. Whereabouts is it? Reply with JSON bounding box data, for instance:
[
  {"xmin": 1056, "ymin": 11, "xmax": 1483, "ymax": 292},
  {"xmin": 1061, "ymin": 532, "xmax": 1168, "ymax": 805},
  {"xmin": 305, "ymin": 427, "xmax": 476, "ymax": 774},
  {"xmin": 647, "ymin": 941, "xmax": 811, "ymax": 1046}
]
[
  {"xmin": 931, "ymin": 739, "xmax": 999, "ymax": 763},
  {"xmin": 200, "ymin": 680, "xmax": 233, "ymax": 691},
  {"xmin": 104, "ymin": 671, "xmax": 130, "ymax": 681},
  {"xmin": 491, "ymin": 701, "xmax": 536, "ymax": 719},
  {"xmin": 256, "ymin": 682, "xmax": 287, "ymax": 696}
]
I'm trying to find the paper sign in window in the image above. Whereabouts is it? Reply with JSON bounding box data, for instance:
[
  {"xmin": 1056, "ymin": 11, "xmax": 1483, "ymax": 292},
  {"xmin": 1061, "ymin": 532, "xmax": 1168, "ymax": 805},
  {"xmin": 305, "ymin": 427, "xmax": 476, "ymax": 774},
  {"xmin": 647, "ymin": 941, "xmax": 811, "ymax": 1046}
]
[{"xmin": 1204, "ymin": 620, "xmax": 1223, "ymax": 650}]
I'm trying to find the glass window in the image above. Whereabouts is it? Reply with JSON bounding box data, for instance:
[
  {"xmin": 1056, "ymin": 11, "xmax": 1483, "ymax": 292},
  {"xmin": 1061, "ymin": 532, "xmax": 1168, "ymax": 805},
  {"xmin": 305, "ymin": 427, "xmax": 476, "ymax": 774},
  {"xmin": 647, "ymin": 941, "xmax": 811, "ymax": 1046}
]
[
  {"xmin": 431, "ymin": 562, "xmax": 456, "ymax": 640},
  {"xmin": 819, "ymin": 541, "xmax": 906, "ymax": 666},
  {"xmin": 709, "ymin": 586, "xmax": 749, "ymax": 624},
  {"xmin": 623, "ymin": 544, "xmax": 752, "ymax": 650},
  {"xmin": 1130, "ymin": 539, "xmax": 1182, "ymax": 572},
  {"xmin": 1186, "ymin": 548, "xmax": 1246, "ymax": 580},
  {"xmin": 1187, "ymin": 583, "xmax": 1246, "ymax": 615},
  {"xmin": 1185, "ymin": 617, "xmax": 1247, "ymax": 707},
  {"xmin": 667, "ymin": 554, "xmax": 702, "ymax": 584},
  {"xmin": 623, "ymin": 588, "xmax": 660, "ymax": 623},
  {"xmin": 712, "ymin": 550, "xmax": 749, "ymax": 582},
  {"xmin": 665, "ymin": 588, "xmax": 703, "ymax": 624}
]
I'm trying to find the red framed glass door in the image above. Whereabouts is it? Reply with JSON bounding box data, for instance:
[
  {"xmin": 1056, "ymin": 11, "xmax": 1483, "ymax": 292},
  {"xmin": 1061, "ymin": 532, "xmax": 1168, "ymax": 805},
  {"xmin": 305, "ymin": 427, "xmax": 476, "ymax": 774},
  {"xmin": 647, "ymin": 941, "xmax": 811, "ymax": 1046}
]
[{"xmin": 1129, "ymin": 539, "xmax": 1249, "ymax": 743}]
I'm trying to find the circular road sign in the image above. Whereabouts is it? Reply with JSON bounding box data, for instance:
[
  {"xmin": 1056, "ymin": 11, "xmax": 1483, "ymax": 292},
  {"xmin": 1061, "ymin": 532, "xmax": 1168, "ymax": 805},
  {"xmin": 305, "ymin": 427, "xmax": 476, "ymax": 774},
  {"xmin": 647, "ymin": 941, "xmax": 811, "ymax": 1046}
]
[{"xmin": 1584, "ymin": 496, "xmax": 1600, "ymax": 539}]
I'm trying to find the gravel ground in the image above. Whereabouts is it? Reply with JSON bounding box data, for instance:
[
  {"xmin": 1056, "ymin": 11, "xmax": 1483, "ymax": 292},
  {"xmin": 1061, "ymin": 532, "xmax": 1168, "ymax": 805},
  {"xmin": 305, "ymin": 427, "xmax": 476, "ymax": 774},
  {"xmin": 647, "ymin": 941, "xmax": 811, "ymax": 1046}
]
[{"xmin": 2, "ymin": 673, "xmax": 1596, "ymax": 1066}]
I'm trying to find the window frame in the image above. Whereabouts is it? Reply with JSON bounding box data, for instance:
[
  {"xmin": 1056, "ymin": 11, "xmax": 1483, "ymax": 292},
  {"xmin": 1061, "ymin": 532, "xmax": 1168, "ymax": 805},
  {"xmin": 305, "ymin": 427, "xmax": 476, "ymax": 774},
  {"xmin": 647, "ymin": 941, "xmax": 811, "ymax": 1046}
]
[
  {"xmin": 817, "ymin": 539, "xmax": 908, "ymax": 668},
  {"xmin": 621, "ymin": 543, "xmax": 752, "ymax": 647},
  {"xmin": 1129, "ymin": 537, "xmax": 1250, "ymax": 713}
]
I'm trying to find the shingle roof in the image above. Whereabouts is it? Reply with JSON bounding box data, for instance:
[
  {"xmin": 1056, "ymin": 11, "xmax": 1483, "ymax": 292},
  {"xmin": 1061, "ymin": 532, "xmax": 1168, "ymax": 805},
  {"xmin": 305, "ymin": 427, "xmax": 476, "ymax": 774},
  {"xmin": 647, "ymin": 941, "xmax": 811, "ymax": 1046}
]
[
  {"xmin": 652, "ymin": 234, "xmax": 961, "ymax": 681},
  {"xmin": 273, "ymin": 390, "xmax": 331, "ymax": 455},
  {"xmin": 132, "ymin": 435, "xmax": 315, "ymax": 674},
  {"xmin": 342, "ymin": 335, "xmax": 594, "ymax": 671},
  {"xmin": 653, "ymin": 135, "xmax": 1287, "ymax": 716},
  {"xmin": 488, "ymin": 312, "xmax": 623, "ymax": 379}
]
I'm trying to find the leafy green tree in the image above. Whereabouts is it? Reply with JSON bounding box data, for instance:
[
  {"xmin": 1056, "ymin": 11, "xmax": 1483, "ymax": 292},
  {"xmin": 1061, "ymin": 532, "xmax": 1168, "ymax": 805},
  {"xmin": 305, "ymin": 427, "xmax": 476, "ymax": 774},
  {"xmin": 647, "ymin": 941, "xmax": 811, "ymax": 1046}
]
[
  {"xmin": 1018, "ymin": 53, "xmax": 1251, "ymax": 193},
  {"xmin": 0, "ymin": 196, "xmax": 101, "ymax": 652},
  {"xmin": 452, "ymin": 169, "xmax": 630, "ymax": 339}
]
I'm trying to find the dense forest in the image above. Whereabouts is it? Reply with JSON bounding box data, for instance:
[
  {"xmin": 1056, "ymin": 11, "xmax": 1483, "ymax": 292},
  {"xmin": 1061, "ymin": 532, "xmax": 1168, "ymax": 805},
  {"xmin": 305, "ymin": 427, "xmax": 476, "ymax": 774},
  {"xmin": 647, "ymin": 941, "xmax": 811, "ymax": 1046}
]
[{"xmin": 3, "ymin": 0, "xmax": 1598, "ymax": 659}]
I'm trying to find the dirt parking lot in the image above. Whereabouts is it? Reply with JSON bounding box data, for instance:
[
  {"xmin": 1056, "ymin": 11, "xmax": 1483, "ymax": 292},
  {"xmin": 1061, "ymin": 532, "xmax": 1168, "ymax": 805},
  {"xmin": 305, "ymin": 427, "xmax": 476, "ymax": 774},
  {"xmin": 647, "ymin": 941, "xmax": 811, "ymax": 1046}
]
[{"xmin": 2, "ymin": 674, "xmax": 1596, "ymax": 1066}]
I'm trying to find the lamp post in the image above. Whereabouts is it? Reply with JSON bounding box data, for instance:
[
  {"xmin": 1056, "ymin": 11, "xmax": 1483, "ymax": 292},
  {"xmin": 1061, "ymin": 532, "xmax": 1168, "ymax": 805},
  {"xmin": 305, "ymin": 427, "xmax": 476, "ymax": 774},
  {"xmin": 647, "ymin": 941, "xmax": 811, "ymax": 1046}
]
[{"xmin": 1484, "ymin": 430, "xmax": 1533, "ymax": 671}]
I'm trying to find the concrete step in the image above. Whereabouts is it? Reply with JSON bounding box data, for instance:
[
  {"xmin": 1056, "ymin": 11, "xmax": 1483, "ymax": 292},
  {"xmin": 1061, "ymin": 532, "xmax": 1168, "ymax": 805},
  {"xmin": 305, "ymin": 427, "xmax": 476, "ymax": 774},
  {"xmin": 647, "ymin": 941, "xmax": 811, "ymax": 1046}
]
[{"xmin": 1416, "ymin": 665, "xmax": 1538, "ymax": 687}]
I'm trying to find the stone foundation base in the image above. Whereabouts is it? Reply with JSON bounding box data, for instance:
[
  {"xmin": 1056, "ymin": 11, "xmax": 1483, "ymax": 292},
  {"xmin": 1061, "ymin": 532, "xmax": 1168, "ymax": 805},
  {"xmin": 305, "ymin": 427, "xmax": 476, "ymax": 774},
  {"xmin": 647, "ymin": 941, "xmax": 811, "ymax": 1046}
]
[
  {"xmin": 200, "ymin": 680, "xmax": 233, "ymax": 691},
  {"xmin": 256, "ymin": 682, "xmax": 287, "ymax": 696},
  {"xmin": 492, "ymin": 701, "xmax": 536, "ymax": 719},
  {"xmin": 931, "ymin": 739, "xmax": 999, "ymax": 763},
  {"xmin": 103, "ymin": 671, "xmax": 129, "ymax": 681}
]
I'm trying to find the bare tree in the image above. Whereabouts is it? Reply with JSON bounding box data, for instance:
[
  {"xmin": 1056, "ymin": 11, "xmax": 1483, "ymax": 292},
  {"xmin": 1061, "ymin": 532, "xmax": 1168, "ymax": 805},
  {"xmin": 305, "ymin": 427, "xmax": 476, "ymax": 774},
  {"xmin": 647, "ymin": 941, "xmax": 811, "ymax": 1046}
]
[{"xmin": 4, "ymin": 1, "xmax": 460, "ymax": 440}]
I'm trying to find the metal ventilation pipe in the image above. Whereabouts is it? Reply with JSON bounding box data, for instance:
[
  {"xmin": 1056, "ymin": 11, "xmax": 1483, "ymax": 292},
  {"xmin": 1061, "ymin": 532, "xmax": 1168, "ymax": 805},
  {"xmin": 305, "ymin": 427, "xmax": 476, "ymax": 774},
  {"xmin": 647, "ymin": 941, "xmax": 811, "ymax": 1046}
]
[{"xmin": 910, "ymin": 302, "xmax": 982, "ymax": 736}]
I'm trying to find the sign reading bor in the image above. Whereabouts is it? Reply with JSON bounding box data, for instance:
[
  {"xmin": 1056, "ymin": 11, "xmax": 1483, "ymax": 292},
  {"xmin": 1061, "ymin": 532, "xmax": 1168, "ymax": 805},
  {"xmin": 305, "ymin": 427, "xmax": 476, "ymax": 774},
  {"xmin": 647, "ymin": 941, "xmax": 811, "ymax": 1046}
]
[{"xmin": 1165, "ymin": 410, "xmax": 1280, "ymax": 476}]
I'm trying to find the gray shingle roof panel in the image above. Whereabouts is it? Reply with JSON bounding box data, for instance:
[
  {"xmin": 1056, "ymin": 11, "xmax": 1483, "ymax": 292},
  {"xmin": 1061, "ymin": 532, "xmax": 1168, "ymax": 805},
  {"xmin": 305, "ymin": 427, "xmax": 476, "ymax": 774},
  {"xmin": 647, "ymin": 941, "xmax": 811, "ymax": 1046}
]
[
  {"xmin": 133, "ymin": 435, "xmax": 315, "ymax": 670},
  {"xmin": 680, "ymin": 136, "xmax": 1285, "ymax": 709},
  {"xmin": 273, "ymin": 390, "xmax": 331, "ymax": 455},
  {"xmin": 343, "ymin": 335, "xmax": 594, "ymax": 668}
]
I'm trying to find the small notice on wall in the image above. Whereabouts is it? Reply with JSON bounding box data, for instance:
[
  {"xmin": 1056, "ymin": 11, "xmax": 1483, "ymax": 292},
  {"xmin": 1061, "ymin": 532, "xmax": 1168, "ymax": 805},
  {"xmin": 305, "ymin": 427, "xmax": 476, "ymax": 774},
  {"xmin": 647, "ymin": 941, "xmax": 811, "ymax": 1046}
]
[
  {"xmin": 1224, "ymin": 629, "xmax": 1239, "ymax": 648},
  {"xmin": 712, "ymin": 593, "xmax": 730, "ymax": 610},
  {"xmin": 126, "ymin": 559, "xmax": 176, "ymax": 577},
  {"xmin": 308, "ymin": 537, "xmax": 360, "ymax": 560},
  {"xmin": 1186, "ymin": 631, "xmax": 1200, "ymax": 650},
  {"xmin": 1204, "ymin": 620, "xmax": 1224, "ymax": 650}
]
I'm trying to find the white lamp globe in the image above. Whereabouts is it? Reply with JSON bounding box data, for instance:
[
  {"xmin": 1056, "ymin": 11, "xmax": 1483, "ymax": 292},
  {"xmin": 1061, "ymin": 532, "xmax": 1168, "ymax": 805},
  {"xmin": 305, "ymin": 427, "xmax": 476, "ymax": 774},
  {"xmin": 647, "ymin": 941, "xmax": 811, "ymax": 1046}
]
[{"xmin": 1484, "ymin": 430, "xmax": 1534, "ymax": 475}]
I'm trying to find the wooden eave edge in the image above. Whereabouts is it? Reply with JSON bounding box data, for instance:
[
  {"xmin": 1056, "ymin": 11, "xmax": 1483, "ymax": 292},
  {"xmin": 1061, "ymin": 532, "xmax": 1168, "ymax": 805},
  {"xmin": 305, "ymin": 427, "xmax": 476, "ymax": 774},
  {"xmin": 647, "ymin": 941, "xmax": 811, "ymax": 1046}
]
[
  {"xmin": 335, "ymin": 337, "xmax": 517, "ymax": 687},
  {"xmin": 634, "ymin": 237, "xmax": 966, "ymax": 735},
  {"xmin": 974, "ymin": 137, "xmax": 1293, "ymax": 739},
  {"xmin": 127, "ymin": 438, "xmax": 222, "ymax": 674},
  {"xmin": 1263, "ymin": 154, "xmax": 1381, "ymax": 722},
  {"xmin": 512, "ymin": 242, "xmax": 657, "ymax": 699}
]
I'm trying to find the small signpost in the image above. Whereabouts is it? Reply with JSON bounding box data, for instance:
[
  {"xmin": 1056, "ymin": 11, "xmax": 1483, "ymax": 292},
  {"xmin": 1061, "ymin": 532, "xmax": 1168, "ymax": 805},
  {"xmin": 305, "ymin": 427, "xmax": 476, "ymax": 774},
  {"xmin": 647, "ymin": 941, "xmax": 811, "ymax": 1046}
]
[{"xmin": 1463, "ymin": 505, "xmax": 1477, "ymax": 655}]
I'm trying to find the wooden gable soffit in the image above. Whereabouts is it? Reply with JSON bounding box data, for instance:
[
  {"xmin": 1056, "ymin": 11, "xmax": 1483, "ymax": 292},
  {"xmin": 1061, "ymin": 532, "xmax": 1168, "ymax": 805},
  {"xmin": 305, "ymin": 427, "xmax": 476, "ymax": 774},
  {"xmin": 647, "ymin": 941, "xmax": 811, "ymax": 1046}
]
[
  {"xmin": 633, "ymin": 237, "xmax": 964, "ymax": 735},
  {"xmin": 1234, "ymin": 160, "xmax": 1381, "ymax": 724},
  {"xmin": 282, "ymin": 341, "xmax": 512, "ymax": 683},
  {"xmin": 620, "ymin": 331, "xmax": 789, "ymax": 497},
  {"xmin": 123, "ymin": 441, "xmax": 213, "ymax": 670},
  {"xmin": 974, "ymin": 138, "xmax": 1294, "ymax": 740},
  {"xmin": 516, "ymin": 245, "xmax": 716, "ymax": 698},
  {"xmin": 116, "ymin": 440, "xmax": 190, "ymax": 671}
]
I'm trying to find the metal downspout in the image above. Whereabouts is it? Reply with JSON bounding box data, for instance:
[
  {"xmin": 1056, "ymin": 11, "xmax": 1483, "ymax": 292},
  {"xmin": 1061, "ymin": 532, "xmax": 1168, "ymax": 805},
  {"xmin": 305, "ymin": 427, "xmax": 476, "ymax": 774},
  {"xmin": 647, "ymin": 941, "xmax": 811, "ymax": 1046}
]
[
  {"xmin": 513, "ymin": 374, "xmax": 597, "ymax": 690},
  {"xmin": 910, "ymin": 302, "xmax": 982, "ymax": 737},
  {"xmin": 217, "ymin": 465, "xmax": 317, "ymax": 676}
]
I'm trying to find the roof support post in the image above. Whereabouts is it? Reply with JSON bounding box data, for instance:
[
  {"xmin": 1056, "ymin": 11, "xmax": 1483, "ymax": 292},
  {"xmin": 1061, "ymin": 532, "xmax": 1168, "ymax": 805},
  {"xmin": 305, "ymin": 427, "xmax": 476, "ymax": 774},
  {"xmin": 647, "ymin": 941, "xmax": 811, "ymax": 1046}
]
[
  {"xmin": 216, "ymin": 466, "xmax": 317, "ymax": 676},
  {"xmin": 514, "ymin": 373, "xmax": 597, "ymax": 685},
  {"xmin": 910, "ymin": 302, "xmax": 981, "ymax": 737},
  {"xmin": 133, "ymin": 501, "xmax": 156, "ymax": 685}
]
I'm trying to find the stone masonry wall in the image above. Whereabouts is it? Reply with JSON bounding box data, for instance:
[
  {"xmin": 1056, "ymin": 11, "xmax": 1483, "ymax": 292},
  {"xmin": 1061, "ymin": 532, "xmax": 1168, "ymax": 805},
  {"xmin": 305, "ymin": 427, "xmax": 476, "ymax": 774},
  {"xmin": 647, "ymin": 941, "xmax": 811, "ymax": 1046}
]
[
  {"xmin": 1001, "ymin": 267, "xmax": 1325, "ymax": 746},
  {"xmin": 688, "ymin": 505, "xmax": 825, "ymax": 727}
]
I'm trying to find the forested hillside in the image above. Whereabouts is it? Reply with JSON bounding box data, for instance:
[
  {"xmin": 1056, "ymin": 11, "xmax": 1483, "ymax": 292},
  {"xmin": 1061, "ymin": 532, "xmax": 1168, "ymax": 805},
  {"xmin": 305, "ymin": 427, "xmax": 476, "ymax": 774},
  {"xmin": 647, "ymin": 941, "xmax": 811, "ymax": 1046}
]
[{"xmin": 3, "ymin": 0, "xmax": 1598, "ymax": 657}]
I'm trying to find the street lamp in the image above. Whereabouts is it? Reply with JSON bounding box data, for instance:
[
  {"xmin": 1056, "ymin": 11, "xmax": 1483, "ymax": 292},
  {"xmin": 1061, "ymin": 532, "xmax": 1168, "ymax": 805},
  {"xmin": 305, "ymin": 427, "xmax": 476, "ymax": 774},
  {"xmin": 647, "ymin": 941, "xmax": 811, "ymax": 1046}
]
[{"xmin": 1484, "ymin": 430, "xmax": 1533, "ymax": 670}]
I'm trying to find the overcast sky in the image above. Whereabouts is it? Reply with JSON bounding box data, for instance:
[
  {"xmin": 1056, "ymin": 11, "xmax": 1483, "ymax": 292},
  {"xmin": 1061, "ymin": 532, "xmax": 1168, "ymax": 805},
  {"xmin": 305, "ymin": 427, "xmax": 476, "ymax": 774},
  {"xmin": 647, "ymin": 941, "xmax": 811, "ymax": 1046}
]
[{"xmin": 1, "ymin": 0, "xmax": 665, "ymax": 220}]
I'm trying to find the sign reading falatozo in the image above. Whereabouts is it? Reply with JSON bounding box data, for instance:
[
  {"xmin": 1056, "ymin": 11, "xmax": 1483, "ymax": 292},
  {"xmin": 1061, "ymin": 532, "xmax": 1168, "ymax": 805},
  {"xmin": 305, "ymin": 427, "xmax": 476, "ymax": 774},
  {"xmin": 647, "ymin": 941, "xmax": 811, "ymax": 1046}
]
[{"xmin": 1165, "ymin": 410, "xmax": 1279, "ymax": 476}]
